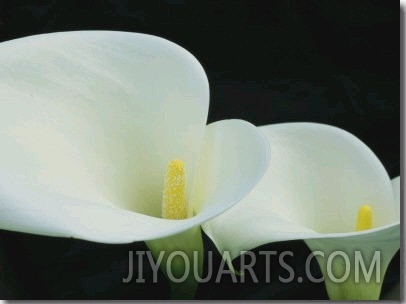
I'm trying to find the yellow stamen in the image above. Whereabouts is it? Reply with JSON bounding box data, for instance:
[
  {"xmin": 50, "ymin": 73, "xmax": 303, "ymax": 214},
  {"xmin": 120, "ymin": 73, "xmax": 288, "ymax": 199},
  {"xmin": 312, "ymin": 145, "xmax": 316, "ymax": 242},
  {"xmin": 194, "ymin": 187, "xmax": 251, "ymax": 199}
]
[
  {"xmin": 356, "ymin": 204, "xmax": 373, "ymax": 231},
  {"xmin": 162, "ymin": 159, "xmax": 187, "ymax": 220}
]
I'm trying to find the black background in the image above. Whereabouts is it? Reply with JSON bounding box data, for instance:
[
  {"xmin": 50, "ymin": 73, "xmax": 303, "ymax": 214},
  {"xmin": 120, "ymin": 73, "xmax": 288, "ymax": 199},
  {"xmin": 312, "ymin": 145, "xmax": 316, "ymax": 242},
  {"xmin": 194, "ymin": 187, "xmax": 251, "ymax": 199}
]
[{"xmin": 0, "ymin": 0, "xmax": 400, "ymax": 300}]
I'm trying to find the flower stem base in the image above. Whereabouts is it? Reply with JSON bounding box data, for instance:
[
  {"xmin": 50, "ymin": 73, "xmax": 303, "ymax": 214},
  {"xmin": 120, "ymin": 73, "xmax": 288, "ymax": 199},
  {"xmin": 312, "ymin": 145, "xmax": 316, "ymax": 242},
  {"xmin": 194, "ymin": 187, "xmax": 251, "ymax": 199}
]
[{"xmin": 146, "ymin": 226, "xmax": 203, "ymax": 300}]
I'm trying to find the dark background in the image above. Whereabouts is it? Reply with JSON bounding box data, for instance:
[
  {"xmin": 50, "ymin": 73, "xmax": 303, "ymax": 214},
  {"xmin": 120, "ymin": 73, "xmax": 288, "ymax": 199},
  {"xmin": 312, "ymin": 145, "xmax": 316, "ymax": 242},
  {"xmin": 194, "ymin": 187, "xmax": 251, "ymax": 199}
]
[{"xmin": 0, "ymin": 0, "xmax": 400, "ymax": 300}]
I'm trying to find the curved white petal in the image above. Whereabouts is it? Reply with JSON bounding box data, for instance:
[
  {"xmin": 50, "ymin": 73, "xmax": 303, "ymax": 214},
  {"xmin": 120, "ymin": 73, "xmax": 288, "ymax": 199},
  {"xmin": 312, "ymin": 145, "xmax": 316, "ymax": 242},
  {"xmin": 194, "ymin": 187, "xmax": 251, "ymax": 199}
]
[
  {"xmin": 0, "ymin": 31, "xmax": 208, "ymax": 218},
  {"xmin": 190, "ymin": 119, "xmax": 271, "ymax": 218},
  {"xmin": 305, "ymin": 224, "xmax": 399, "ymax": 299},
  {"xmin": 304, "ymin": 176, "xmax": 400, "ymax": 300},
  {"xmin": 0, "ymin": 119, "xmax": 269, "ymax": 243},
  {"xmin": 203, "ymin": 123, "xmax": 398, "ymax": 259},
  {"xmin": 391, "ymin": 176, "xmax": 400, "ymax": 206}
]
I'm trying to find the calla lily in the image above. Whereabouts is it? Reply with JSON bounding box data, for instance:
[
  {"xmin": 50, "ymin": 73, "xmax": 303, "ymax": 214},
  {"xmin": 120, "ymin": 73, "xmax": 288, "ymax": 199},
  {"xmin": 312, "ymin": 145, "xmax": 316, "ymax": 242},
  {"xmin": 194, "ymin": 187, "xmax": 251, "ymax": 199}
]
[
  {"xmin": 203, "ymin": 123, "xmax": 400, "ymax": 300},
  {"xmin": 0, "ymin": 31, "xmax": 270, "ymax": 298}
]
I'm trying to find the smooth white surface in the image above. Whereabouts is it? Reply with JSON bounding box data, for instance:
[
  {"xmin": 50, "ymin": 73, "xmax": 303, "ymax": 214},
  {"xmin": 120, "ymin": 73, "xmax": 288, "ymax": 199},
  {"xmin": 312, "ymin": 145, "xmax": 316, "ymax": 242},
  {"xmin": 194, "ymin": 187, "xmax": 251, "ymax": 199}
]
[
  {"xmin": 203, "ymin": 123, "xmax": 399, "ymax": 259},
  {"xmin": 0, "ymin": 120, "xmax": 270, "ymax": 243},
  {"xmin": 0, "ymin": 31, "xmax": 209, "ymax": 217},
  {"xmin": 0, "ymin": 31, "xmax": 270, "ymax": 243}
]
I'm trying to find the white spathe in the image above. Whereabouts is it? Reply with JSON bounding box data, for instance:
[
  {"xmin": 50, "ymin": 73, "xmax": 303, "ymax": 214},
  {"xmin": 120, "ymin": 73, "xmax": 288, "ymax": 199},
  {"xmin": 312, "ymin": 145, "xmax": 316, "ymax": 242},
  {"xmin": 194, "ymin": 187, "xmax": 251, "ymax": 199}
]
[
  {"xmin": 0, "ymin": 31, "xmax": 270, "ymax": 244},
  {"xmin": 203, "ymin": 123, "xmax": 400, "ymax": 300}
]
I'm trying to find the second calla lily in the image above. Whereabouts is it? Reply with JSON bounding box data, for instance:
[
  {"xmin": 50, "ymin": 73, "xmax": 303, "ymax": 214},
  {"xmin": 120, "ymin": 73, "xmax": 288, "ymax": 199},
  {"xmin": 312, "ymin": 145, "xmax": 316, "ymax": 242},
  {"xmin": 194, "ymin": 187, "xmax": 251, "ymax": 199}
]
[
  {"xmin": 0, "ymin": 31, "xmax": 270, "ymax": 298},
  {"xmin": 203, "ymin": 123, "xmax": 400, "ymax": 300}
]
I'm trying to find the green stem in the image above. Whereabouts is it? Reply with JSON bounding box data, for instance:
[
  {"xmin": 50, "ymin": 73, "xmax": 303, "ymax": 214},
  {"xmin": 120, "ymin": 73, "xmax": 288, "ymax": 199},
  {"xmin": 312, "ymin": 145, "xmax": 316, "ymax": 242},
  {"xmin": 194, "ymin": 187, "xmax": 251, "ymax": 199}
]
[
  {"xmin": 146, "ymin": 227, "xmax": 203, "ymax": 300},
  {"xmin": 305, "ymin": 233, "xmax": 399, "ymax": 300}
]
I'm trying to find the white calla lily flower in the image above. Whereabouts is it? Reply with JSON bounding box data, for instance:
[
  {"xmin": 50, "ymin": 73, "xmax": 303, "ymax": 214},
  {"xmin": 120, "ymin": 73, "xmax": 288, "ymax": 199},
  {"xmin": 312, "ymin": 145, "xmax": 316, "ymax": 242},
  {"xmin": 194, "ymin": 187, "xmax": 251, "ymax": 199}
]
[
  {"xmin": 203, "ymin": 123, "xmax": 400, "ymax": 300},
  {"xmin": 0, "ymin": 31, "xmax": 270, "ymax": 298}
]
